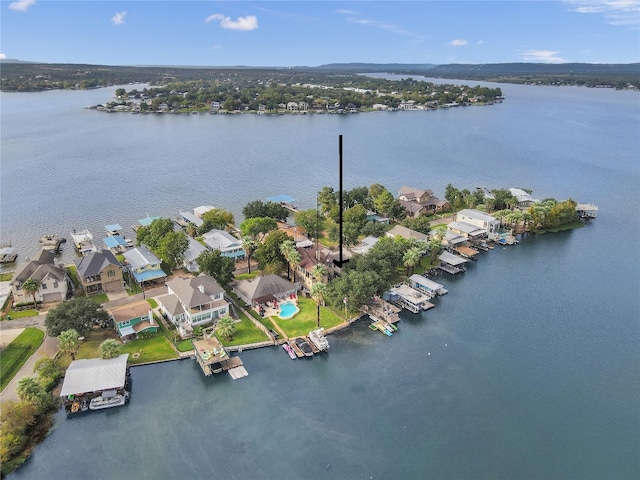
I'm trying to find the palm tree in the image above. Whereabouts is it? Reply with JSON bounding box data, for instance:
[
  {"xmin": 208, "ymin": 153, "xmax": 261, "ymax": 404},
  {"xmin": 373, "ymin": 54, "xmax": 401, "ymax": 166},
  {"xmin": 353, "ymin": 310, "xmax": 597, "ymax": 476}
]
[
  {"xmin": 99, "ymin": 338, "xmax": 121, "ymax": 359},
  {"xmin": 21, "ymin": 278, "xmax": 40, "ymax": 308},
  {"xmin": 279, "ymin": 240, "xmax": 296, "ymax": 280},
  {"xmin": 58, "ymin": 329, "xmax": 80, "ymax": 360},
  {"xmin": 403, "ymin": 246, "xmax": 422, "ymax": 276},
  {"xmin": 310, "ymin": 282, "xmax": 327, "ymax": 328},
  {"xmin": 216, "ymin": 316, "xmax": 236, "ymax": 341},
  {"xmin": 242, "ymin": 236, "xmax": 258, "ymax": 274},
  {"xmin": 288, "ymin": 249, "xmax": 301, "ymax": 283},
  {"xmin": 16, "ymin": 377, "xmax": 50, "ymax": 410},
  {"xmin": 311, "ymin": 263, "xmax": 328, "ymax": 284}
]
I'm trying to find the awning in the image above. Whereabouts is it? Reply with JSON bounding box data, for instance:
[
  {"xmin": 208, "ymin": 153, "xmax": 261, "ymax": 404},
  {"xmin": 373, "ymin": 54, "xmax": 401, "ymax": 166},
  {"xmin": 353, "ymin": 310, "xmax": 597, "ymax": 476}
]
[{"xmin": 130, "ymin": 268, "xmax": 166, "ymax": 283}]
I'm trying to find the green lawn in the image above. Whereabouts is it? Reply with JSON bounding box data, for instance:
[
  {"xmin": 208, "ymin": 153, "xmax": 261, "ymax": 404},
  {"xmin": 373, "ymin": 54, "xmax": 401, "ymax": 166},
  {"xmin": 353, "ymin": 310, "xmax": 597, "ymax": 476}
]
[
  {"xmin": 0, "ymin": 272, "xmax": 13, "ymax": 282},
  {"xmin": 89, "ymin": 293, "xmax": 109, "ymax": 304},
  {"xmin": 6, "ymin": 309, "xmax": 39, "ymax": 320},
  {"xmin": 119, "ymin": 335, "xmax": 178, "ymax": 364},
  {"xmin": 270, "ymin": 296, "xmax": 344, "ymax": 338},
  {"xmin": 219, "ymin": 315, "xmax": 270, "ymax": 347},
  {"xmin": 0, "ymin": 327, "xmax": 45, "ymax": 391},
  {"xmin": 65, "ymin": 266, "xmax": 81, "ymax": 289},
  {"xmin": 176, "ymin": 340, "xmax": 194, "ymax": 352}
]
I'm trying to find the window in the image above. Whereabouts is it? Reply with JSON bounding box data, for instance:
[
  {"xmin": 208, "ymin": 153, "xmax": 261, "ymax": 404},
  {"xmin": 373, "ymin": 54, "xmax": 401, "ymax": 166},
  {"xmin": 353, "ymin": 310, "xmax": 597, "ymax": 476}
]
[
  {"xmin": 53, "ymin": 281, "xmax": 58, "ymax": 288},
  {"xmin": 41, "ymin": 283, "xmax": 47, "ymax": 290},
  {"xmin": 107, "ymin": 270, "xmax": 115, "ymax": 277}
]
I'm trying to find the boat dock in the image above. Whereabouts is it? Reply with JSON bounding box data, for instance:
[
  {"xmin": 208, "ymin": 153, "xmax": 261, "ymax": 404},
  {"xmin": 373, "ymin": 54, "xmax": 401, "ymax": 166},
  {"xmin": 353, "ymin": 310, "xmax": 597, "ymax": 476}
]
[
  {"xmin": 438, "ymin": 251, "xmax": 468, "ymax": 274},
  {"xmin": 386, "ymin": 283, "xmax": 435, "ymax": 313},
  {"xmin": 70, "ymin": 229, "xmax": 97, "ymax": 255},
  {"xmin": 0, "ymin": 246, "xmax": 17, "ymax": 263},
  {"xmin": 192, "ymin": 336, "xmax": 248, "ymax": 379},
  {"xmin": 39, "ymin": 234, "xmax": 65, "ymax": 253},
  {"xmin": 576, "ymin": 203, "xmax": 598, "ymax": 219},
  {"xmin": 369, "ymin": 319, "xmax": 397, "ymax": 336},
  {"xmin": 361, "ymin": 297, "xmax": 401, "ymax": 324}
]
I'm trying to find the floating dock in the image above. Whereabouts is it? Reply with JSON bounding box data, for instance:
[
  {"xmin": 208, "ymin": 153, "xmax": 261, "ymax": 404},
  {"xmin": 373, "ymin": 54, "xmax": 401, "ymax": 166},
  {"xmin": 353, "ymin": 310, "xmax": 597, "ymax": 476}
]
[{"xmin": 192, "ymin": 336, "xmax": 248, "ymax": 379}]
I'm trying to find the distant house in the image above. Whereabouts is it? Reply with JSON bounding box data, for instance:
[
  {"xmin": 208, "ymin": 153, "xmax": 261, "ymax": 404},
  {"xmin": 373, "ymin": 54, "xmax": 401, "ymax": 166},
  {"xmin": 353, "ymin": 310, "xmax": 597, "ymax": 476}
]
[
  {"xmin": 350, "ymin": 236, "xmax": 379, "ymax": 255},
  {"xmin": 202, "ymin": 229, "xmax": 245, "ymax": 259},
  {"xmin": 183, "ymin": 237, "xmax": 207, "ymax": 273},
  {"xmin": 193, "ymin": 205, "xmax": 215, "ymax": 219},
  {"xmin": 122, "ymin": 245, "xmax": 166, "ymax": 284},
  {"xmin": 157, "ymin": 274, "xmax": 229, "ymax": 338},
  {"xmin": 231, "ymin": 274, "xmax": 298, "ymax": 310},
  {"xmin": 398, "ymin": 186, "xmax": 449, "ymax": 217},
  {"xmin": 10, "ymin": 249, "xmax": 70, "ymax": 306},
  {"xmin": 366, "ymin": 211, "xmax": 390, "ymax": 224},
  {"xmin": 509, "ymin": 188, "xmax": 540, "ymax": 208},
  {"xmin": 75, "ymin": 249, "xmax": 124, "ymax": 295},
  {"xmin": 456, "ymin": 209, "xmax": 500, "ymax": 240},
  {"xmin": 386, "ymin": 225, "xmax": 429, "ymax": 242},
  {"xmin": 178, "ymin": 210, "xmax": 204, "ymax": 229},
  {"xmin": 109, "ymin": 301, "xmax": 157, "ymax": 341}
]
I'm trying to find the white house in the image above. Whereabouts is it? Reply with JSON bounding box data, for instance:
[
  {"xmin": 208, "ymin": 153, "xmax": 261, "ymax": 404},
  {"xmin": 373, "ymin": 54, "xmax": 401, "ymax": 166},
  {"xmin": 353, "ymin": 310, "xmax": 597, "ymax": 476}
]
[
  {"xmin": 183, "ymin": 237, "xmax": 207, "ymax": 273},
  {"xmin": 10, "ymin": 249, "xmax": 70, "ymax": 306},
  {"xmin": 455, "ymin": 209, "xmax": 500, "ymax": 240},
  {"xmin": 509, "ymin": 188, "xmax": 540, "ymax": 208},
  {"xmin": 202, "ymin": 229, "xmax": 245, "ymax": 259},
  {"xmin": 157, "ymin": 274, "xmax": 229, "ymax": 338}
]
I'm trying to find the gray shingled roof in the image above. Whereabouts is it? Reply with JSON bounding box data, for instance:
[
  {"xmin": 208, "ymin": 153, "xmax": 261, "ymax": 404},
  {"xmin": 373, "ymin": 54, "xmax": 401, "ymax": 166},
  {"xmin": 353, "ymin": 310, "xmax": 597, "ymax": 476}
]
[
  {"xmin": 75, "ymin": 249, "xmax": 121, "ymax": 277},
  {"xmin": 233, "ymin": 274, "xmax": 294, "ymax": 303},
  {"xmin": 166, "ymin": 274, "xmax": 224, "ymax": 308}
]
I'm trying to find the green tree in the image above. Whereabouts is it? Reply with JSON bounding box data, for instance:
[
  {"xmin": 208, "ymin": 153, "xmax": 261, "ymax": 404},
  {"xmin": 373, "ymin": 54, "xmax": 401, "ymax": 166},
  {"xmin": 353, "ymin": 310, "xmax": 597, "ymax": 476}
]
[
  {"xmin": 99, "ymin": 338, "xmax": 122, "ymax": 359},
  {"xmin": 0, "ymin": 400, "xmax": 38, "ymax": 467},
  {"xmin": 21, "ymin": 278, "xmax": 40, "ymax": 307},
  {"xmin": 403, "ymin": 246, "xmax": 422, "ymax": 276},
  {"xmin": 317, "ymin": 186, "xmax": 338, "ymax": 217},
  {"xmin": 310, "ymin": 282, "xmax": 327, "ymax": 328},
  {"xmin": 195, "ymin": 250, "xmax": 235, "ymax": 285},
  {"xmin": 279, "ymin": 239, "xmax": 297, "ymax": 281},
  {"xmin": 242, "ymin": 200, "xmax": 289, "ymax": 222},
  {"xmin": 216, "ymin": 317, "xmax": 236, "ymax": 341},
  {"xmin": 294, "ymin": 209, "xmax": 322, "ymax": 240},
  {"xmin": 16, "ymin": 377, "xmax": 50, "ymax": 412},
  {"xmin": 374, "ymin": 190, "xmax": 405, "ymax": 220},
  {"xmin": 239, "ymin": 217, "xmax": 277, "ymax": 240},
  {"xmin": 199, "ymin": 208, "xmax": 235, "ymax": 235},
  {"xmin": 44, "ymin": 297, "xmax": 108, "ymax": 337},
  {"xmin": 311, "ymin": 263, "xmax": 328, "ymax": 283},
  {"xmin": 254, "ymin": 230, "xmax": 289, "ymax": 274},
  {"xmin": 157, "ymin": 230, "xmax": 189, "ymax": 270},
  {"xmin": 57, "ymin": 329, "xmax": 80, "ymax": 360},
  {"xmin": 402, "ymin": 216, "xmax": 431, "ymax": 235},
  {"xmin": 33, "ymin": 358, "xmax": 59, "ymax": 392},
  {"xmin": 136, "ymin": 218, "xmax": 175, "ymax": 250},
  {"xmin": 241, "ymin": 237, "xmax": 258, "ymax": 274}
]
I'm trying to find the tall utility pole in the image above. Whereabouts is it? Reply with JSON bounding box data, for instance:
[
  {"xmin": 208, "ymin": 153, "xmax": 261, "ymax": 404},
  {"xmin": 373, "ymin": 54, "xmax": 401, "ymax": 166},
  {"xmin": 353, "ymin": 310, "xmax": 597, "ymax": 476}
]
[{"xmin": 338, "ymin": 134, "xmax": 343, "ymax": 265}]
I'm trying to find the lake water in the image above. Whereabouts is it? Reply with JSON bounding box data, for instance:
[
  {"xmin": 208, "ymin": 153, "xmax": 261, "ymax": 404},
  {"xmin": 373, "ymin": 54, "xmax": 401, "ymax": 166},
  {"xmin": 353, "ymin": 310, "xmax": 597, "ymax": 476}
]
[{"xmin": 2, "ymin": 80, "xmax": 639, "ymax": 480}]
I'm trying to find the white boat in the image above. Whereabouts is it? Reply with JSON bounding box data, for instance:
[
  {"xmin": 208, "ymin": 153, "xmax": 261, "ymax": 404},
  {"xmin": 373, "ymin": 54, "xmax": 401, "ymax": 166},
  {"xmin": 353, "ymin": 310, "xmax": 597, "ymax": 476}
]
[
  {"xmin": 308, "ymin": 328, "xmax": 330, "ymax": 351},
  {"xmin": 89, "ymin": 391, "xmax": 129, "ymax": 410}
]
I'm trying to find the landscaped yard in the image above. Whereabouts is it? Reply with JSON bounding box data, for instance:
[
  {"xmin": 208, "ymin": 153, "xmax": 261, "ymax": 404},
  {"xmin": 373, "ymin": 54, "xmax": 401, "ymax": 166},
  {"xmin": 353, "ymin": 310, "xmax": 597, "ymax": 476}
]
[
  {"xmin": 219, "ymin": 314, "xmax": 270, "ymax": 347},
  {"xmin": 0, "ymin": 327, "xmax": 45, "ymax": 391},
  {"xmin": 271, "ymin": 296, "xmax": 345, "ymax": 338}
]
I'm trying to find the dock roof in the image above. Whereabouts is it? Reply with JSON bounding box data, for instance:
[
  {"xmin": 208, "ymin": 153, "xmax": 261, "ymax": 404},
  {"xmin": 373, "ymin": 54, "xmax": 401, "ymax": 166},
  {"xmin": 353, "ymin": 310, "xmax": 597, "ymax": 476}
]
[
  {"xmin": 439, "ymin": 251, "xmax": 469, "ymax": 266},
  {"xmin": 60, "ymin": 354, "xmax": 129, "ymax": 397},
  {"xmin": 266, "ymin": 194, "xmax": 297, "ymax": 204}
]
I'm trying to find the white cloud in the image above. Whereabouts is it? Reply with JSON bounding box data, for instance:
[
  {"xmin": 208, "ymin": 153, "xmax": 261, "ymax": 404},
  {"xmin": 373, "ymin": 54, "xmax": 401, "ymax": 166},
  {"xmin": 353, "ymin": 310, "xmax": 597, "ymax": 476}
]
[
  {"xmin": 336, "ymin": 9, "xmax": 357, "ymax": 15},
  {"xmin": 449, "ymin": 39, "xmax": 468, "ymax": 46},
  {"xmin": 520, "ymin": 49, "xmax": 567, "ymax": 63},
  {"xmin": 564, "ymin": 0, "xmax": 640, "ymax": 27},
  {"xmin": 476, "ymin": 40, "xmax": 485, "ymax": 45},
  {"xmin": 344, "ymin": 16, "xmax": 422, "ymax": 39},
  {"xmin": 111, "ymin": 11, "xmax": 127, "ymax": 26},
  {"xmin": 8, "ymin": 0, "xmax": 36, "ymax": 13},
  {"xmin": 0, "ymin": 53, "xmax": 6, "ymax": 59},
  {"xmin": 205, "ymin": 14, "xmax": 259, "ymax": 31}
]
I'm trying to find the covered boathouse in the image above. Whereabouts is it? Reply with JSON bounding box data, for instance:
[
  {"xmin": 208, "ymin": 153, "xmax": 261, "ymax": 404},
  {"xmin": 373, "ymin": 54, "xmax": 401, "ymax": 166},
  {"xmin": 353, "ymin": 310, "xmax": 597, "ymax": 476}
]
[{"xmin": 60, "ymin": 354, "xmax": 130, "ymax": 415}]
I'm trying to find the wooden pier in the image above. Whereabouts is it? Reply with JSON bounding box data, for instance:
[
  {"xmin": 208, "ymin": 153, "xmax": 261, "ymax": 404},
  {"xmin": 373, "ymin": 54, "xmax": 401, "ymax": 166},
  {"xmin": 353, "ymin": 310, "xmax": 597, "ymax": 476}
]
[{"xmin": 192, "ymin": 336, "xmax": 248, "ymax": 379}]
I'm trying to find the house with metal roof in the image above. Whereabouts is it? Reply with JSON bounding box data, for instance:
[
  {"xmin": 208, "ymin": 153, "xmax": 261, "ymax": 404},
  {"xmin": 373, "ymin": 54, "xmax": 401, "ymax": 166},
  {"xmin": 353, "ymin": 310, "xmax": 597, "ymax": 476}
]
[
  {"xmin": 456, "ymin": 209, "xmax": 500, "ymax": 240},
  {"xmin": 75, "ymin": 249, "xmax": 124, "ymax": 295},
  {"xmin": 508, "ymin": 188, "xmax": 540, "ymax": 208},
  {"xmin": 447, "ymin": 221, "xmax": 487, "ymax": 240},
  {"xmin": 10, "ymin": 249, "xmax": 70, "ymax": 306},
  {"xmin": 156, "ymin": 274, "xmax": 229, "ymax": 338},
  {"xmin": 122, "ymin": 245, "xmax": 166, "ymax": 283},
  {"xmin": 183, "ymin": 237, "xmax": 207, "ymax": 273},
  {"xmin": 202, "ymin": 229, "xmax": 245, "ymax": 259}
]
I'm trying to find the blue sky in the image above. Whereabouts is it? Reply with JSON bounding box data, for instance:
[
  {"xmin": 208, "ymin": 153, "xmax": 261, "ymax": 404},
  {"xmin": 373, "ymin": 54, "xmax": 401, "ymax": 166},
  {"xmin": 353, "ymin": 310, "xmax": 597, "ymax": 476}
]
[{"xmin": 1, "ymin": 1, "xmax": 639, "ymax": 65}]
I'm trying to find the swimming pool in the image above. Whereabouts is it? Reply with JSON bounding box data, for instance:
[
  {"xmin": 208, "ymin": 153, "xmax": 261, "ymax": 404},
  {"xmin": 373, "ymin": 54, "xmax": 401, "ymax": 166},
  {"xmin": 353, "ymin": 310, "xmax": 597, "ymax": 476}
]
[{"xmin": 278, "ymin": 301, "xmax": 299, "ymax": 319}]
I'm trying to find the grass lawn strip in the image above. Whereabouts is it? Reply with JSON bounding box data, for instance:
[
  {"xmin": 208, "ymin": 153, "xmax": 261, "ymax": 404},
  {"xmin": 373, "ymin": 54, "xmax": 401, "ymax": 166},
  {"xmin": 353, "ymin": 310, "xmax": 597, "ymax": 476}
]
[
  {"xmin": 0, "ymin": 327, "xmax": 45, "ymax": 391},
  {"xmin": 271, "ymin": 296, "xmax": 344, "ymax": 338}
]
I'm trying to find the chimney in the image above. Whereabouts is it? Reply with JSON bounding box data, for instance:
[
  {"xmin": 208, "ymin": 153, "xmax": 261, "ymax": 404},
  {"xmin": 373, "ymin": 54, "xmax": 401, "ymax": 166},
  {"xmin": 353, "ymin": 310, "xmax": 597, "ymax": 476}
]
[{"xmin": 198, "ymin": 285, "xmax": 205, "ymax": 294}]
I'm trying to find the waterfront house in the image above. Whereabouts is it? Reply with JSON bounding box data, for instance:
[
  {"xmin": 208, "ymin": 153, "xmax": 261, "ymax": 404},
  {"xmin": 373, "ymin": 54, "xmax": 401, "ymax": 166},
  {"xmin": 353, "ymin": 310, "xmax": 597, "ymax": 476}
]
[
  {"xmin": 455, "ymin": 209, "xmax": 500, "ymax": 240},
  {"xmin": 10, "ymin": 249, "xmax": 70, "ymax": 306},
  {"xmin": 398, "ymin": 186, "xmax": 449, "ymax": 217},
  {"xmin": 108, "ymin": 301, "xmax": 157, "ymax": 340},
  {"xmin": 294, "ymin": 246, "xmax": 335, "ymax": 291},
  {"xmin": 122, "ymin": 245, "xmax": 166, "ymax": 284},
  {"xmin": 447, "ymin": 221, "xmax": 487, "ymax": 241},
  {"xmin": 178, "ymin": 210, "xmax": 204, "ymax": 229},
  {"xmin": 509, "ymin": 188, "xmax": 540, "ymax": 208},
  {"xmin": 157, "ymin": 274, "xmax": 229, "ymax": 338},
  {"xmin": 386, "ymin": 225, "xmax": 429, "ymax": 242},
  {"xmin": 231, "ymin": 274, "xmax": 298, "ymax": 311},
  {"xmin": 74, "ymin": 249, "xmax": 124, "ymax": 295},
  {"xmin": 202, "ymin": 229, "xmax": 245, "ymax": 260},
  {"xmin": 408, "ymin": 274, "xmax": 448, "ymax": 297},
  {"xmin": 193, "ymin": 205, "xmax": 215, "ymax": 219},
  {"xmin": 183, "ymin": 237, "xmax": 207, "ymax": 273}
]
